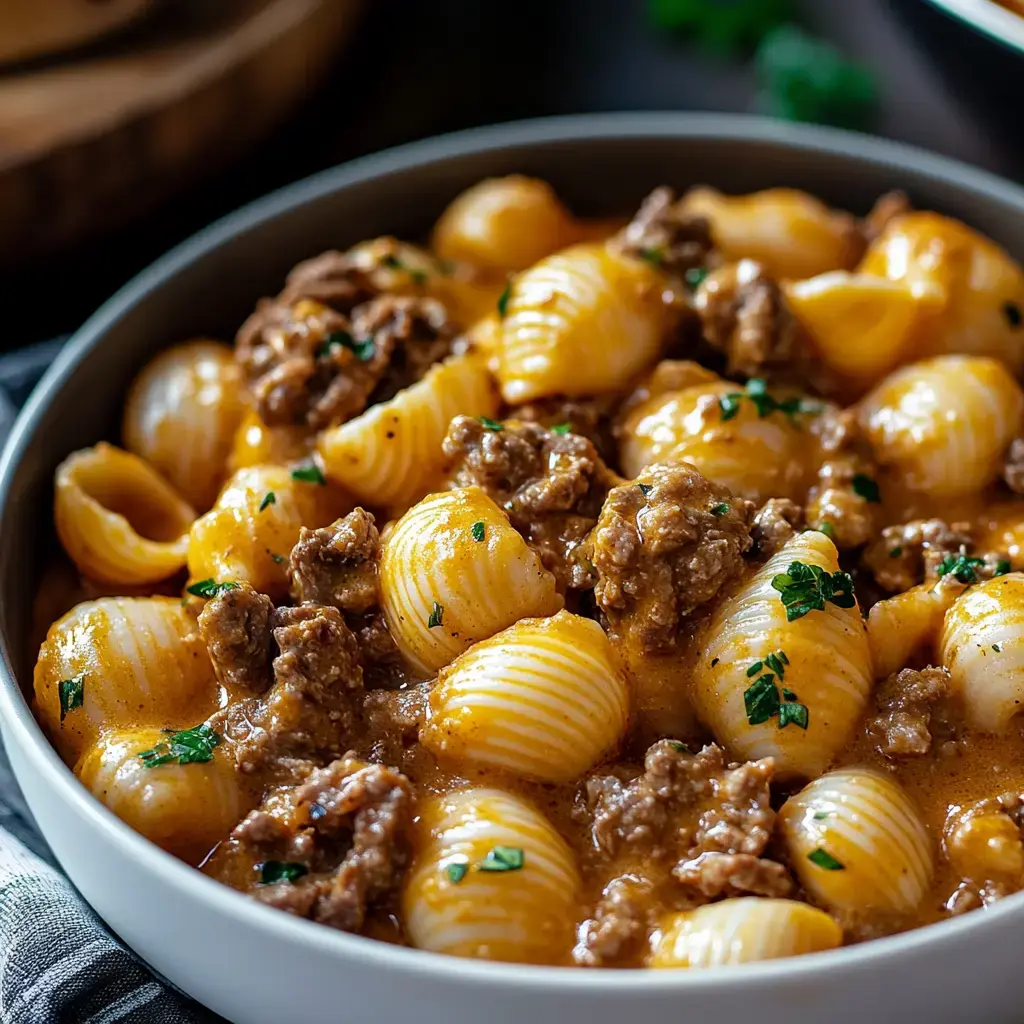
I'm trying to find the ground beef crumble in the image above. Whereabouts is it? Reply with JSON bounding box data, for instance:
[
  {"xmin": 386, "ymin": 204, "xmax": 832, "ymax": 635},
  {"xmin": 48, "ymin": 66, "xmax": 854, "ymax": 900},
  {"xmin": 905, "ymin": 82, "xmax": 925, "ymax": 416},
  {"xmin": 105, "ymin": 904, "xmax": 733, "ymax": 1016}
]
[
  {"xmin": 1003, "ymin": 438, "xmax": 1024, "ymax": 495},
  {"xmin": 751, "ymin": 498, "xmax": 804, "ymax": 558},
  {"xmin": 584, "ymin": 463, "xmax": 753, "ymax": 651},
  {"xmin": 290, "ymin": 508, "xmax": 381, "ymax": 614},
  {"xmin": 215, "ymin": 756, "xmax": 412, "ymax": 933},
  {"xmin": 573, "ymin": 874, "xmax": 655, "ymax": 968},
  {"xmin": 612, "ymin": 186, "xmax": 714, "ymax": 278},
  {"xmin": 866, "ymin": 666, "xmax": 953, "ymax": 757},
  {"xmin": 198, "ymin": 582, "xmax": 276, "ymax": 694},
  {"xmin": 442, "ymin": 415, "xmax": 620, "ymax": 591}
]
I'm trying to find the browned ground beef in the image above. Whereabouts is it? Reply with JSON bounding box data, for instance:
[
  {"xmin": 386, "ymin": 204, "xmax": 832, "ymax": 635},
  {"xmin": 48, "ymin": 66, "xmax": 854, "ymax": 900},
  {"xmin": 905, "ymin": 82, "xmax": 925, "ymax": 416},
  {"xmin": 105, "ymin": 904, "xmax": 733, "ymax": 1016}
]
[
  {"xmin": 278, "ymin": 250, "xmax": 380, "ymax": 312},
  {"xmin": 442, "ymin": 415, "xmax": 619, "ymax": 591},
  {"xmin": 514, "ymin": 395, "xmax": 619, "ymax": 466},
  {"xmin": 585, "ymin": 463, "xmax": 753, "ymax": 651},
  {"xmin": 862, "ymin": 519, "xmax": 974, "ymax": 592},
  {"xmin": 867, "ymin": 666, "xmax": 953, "ymax": 757},
  {"xmin": 613, "ymin": 186, "xmax": 714, "ymax": 278},
  {"xmin": 198, "ymin": 583, "xmax": 276, "ymax": 694},
  {"xmin": 290, "ymin": 508, "xmax": 381, "ymax": 614},
  {"xmin": 222, "ymin": 756, "xmax": 412, "ymax": 932},
  {"xmin": 1004, "ymin": 438, "xmax": 1024, "ymax": 494},
  {"xmin": 751, "ymin": 498, "xmax": 804, "ymax": 558},
  {"xmin": 673, "ymin": 851, "xmax": 793, "ymax": 899},
  {"xmin": 573, "ymin": 874, "xmax": 655, "ymax": 968}
]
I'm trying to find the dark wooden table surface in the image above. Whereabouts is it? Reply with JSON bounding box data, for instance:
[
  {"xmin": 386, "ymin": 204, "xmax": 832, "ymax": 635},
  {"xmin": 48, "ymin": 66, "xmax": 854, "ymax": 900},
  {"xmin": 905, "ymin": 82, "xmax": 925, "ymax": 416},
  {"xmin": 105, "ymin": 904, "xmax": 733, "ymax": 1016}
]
[{"xmin": 5, "ymin": 0, "xmax": 1024, "ymax": 348}]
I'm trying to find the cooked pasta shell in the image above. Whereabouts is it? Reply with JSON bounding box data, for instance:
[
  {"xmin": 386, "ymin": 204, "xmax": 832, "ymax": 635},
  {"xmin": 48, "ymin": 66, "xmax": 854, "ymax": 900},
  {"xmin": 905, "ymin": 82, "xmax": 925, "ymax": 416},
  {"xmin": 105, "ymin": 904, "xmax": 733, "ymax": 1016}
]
[
  {"xmin": 54, "ymin": 443, "xmax": 196, "ymax": 586},
  {"xmin": 77, "ymin": 727, "xmax": 244, "ymax": 865},
  {"xmin": 618, "ymin": 378, "xmax": 813, "ymax": 502},
  {"xmin": 497, "ymin": 242, "xmax": 668, "ymax": 403},
  {"xmin": 868, "ymin": 581, "xmax": 960, "ymax": 681},
  {"xmin": 778, "ymin": 768, "xmax": 934, "ymax": 918},
  {"xmin": 380, "ymin": 487, "xmax": 562, "ymax": 676},
  {"xmin": 859, "ymin": 355, "xmax": 1023, "ymax": 499},
  {"xmin": 403, "ymin": 787, "xmax": 580, "ymax": 964},
  {"xmin": 691, "ymin": 530, "xmax": 872, "ymax": 780},
  {"xmin": 123, "ymin": 340, "xmax": 245, "ymax": 512},
  {"xmin": 939, "ymin": 573, "xmax": 1024, "ymax": 732},
  {"xmin": 34, "ymin": 597, "xmax": 220, "ymax": 761},
  {"xmin": 318, "ymin": 352, "xmax": 498, "ymax": 511},
  {"xmin": 432, "ymin": 175, "xmax": 577, "ymax": 272},
  {"xmin": 650, "ymin": 899, "xmax": 841, "ymax": 968},
  {"xmin": 679, "ymin": 187, "xmax": 858, "ymax": 280},
  {"xmin": 422, "ymin": 610, "xmax": 629, "ymax": 783},
  {"xmin": 187, "ymin": 463, "xmax": 350, "ymax": 600},
  {"xmin": 860, "ymin": 211, "xmax": 1024, "ymax": 372},
  {"xmin": 228, "ymin": 407, "xmax": 313, "ymax": 474}
]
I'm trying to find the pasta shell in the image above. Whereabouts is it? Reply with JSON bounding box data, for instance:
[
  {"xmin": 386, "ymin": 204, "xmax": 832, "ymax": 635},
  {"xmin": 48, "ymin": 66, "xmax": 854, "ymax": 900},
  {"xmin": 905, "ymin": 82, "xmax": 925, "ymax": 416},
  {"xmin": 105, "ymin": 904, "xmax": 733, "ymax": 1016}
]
[
  {"xmin": 77, "ymin": 727, "xmax": 244, "ymax": 865},
  {"xmin": 422, "ymin": 610, "xmax": 629, "ymax": 783},
  {"xmin": 939, "ymin": 573, "xmax": 1024, "ymax": 732},
  {"xmin": 650, "ymin": 898, "xmax": 841, "ymax": 968},
  {"xmin": 318, "ymin": 352, "xmax": 498, "ymax": 511},
  {"xmin": 867, "ymin": 581, "xmax": 960, "ymax": 681},
  {"xmin": 497, "ymin": 242, "xmax": 668, "ymax": 403},
  {"xmin": 859, "ymin": 355, "xmax": 1024, "ymax": 499},
  {"xmin": 618, "ymin": 378, "xmax": 812, "ymax": 502},
  {"xmin": 403, "ymin": 787, "xmax": 580, "ymax": 964},
  {"xmin": 380, "ymin": 487, "xmax": 562, "ymax": 676},
  {"xmin": 778, "ymin": 768, "xmax": 934, "ymax": 918},
  {"xmin": 691, "ymin": 530, "xmax": 871, "ymax": 780},
  {"xmin": 229, "ymin": 407, "xmax": 313, "ymax": 474},
  {"xmin": 187, "ymin": 464, "xmax": 350, "ymax": 600},
  {"xmin": 54, "ymin": 443, "xmax": 196, "ymax": 586},
  {"xmin": 34, "ymin": 597, "xmax": 220, "ymax": 761},
  {"xmin": 123, "ymin": 340, "xmax": 245, "ymax": 511}
]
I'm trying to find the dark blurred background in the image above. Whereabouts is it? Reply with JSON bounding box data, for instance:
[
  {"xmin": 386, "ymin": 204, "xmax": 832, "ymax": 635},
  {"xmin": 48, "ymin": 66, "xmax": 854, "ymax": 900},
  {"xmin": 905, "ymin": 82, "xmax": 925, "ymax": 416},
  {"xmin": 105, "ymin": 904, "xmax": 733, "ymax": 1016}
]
[{"xmin": 4, "ymin": 0, "xmax": 1024, "ymax": 348}]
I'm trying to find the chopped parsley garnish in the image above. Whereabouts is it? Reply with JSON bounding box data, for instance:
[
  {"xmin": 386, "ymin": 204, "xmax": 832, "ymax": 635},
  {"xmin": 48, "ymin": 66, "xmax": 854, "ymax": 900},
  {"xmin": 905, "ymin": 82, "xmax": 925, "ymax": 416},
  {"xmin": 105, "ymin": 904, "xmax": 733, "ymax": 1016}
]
[
  {"xmin": 479, "ymin": 846, "xmax": 524, "ymax": 872},
  {"xmin": 478, "ymin": 416, "xmax": 503, "ymax": 432},
  {"xmin": 446, "ymin": 861, "xmax": 468, "ymax": 884},
  {"xmin": 685, "ymin": 267, "xmax": 708, "ymax": 289},
  {"xmin": 638, "ymin": 247, "xmax": 663, "ymax": 267},
  {"xmin": 471, "ymin": 521, "xmax": 486, "ymax": 542},
  {"xmin": 497, "ymin": 281, "xmax": 512, "ymax": 318},
  {"xmin": 259, "ymin": 491, "xmax": 276, "ymax": 512},
  {"xmin": 186, "ymin": 579, "xmax": 240, "ymax": 599},
  {"xmin": 270, "ymin": 553, "xmax": 286, "ymax": 565},
  {"xmin": 718, "ymin": 378, "xmax": 816, "ymax": 424},
  {"xmin": 259, "ymin": 861, "xmax": 308, "ymax": 885},
  {"xmin": 315, "ymin": 331, "xmax": 375, "ymax": 362},
  {"xmin": 993, "ymin": 643, "xmax": 1003, "ymax": 653},
  {"xmin": 746, "ymin": 660, "xmax": 763, "ymax": 678},
  {"xmin": 936, "ymin": 552, "xmax": 984, "ymax": 585},
  {"xmin": 812, "ymin": 810, "xmax": 832, "ymax": 821},
  {"xmin": 818, "ymin": 521, "xmax": 836, "ymax": 541},
  {"xmin": 781, "ymin": 686, "xmax": 798, "ymax": 700},
  {"xmin": 778, "ymin": 702, "xmax": 809, "ymax": 729},
  {"xmin": 851, "ymin": 474, "xmax": 881, "ymax": 503},
  {"xmin": 1004, "ymin": 301, "xmax": 1022, "ymax": 329},
  {"xmin": 58, "ymin": 676, "xmax": 85, "ymax": 723},
  {"xmin": 765, "ymin": 650, "xmax": 788, "ymax": 677},
  {"xmin": 710, "ymin": 502, "xmax": 730, "ymax": 516},
  {"xmin": 668, "ymin": 740, "xmax": 690, "ymax": 753},
  {"xmin": 995, "ymin": 560, "xmax": 1012, "ymax": 577},
  {"xmin": 771, "ymin": 561, "xmax": 855, "ymax": 621},
  {"xmin": 807, "ymin": 848, "xmax": 844, "ymax": 871},
  {"xmin": 743, "ymin": 649, "xmax": 806, "ymax": 729},
  {"xmin": 139, "ymin": 723, "xmax": 221, "ymax": 768},
  {"xmin": 744, "ymin": 674, "xmax": 781, "ymax": 725},
  {"xmin": 427, "ymin": 601, "xmax": 444, "ymax": 628},
  {"xmin": 382, "ymin": 253, "xmax": 428, "ymax": 284},
  {"xmin": 889, "ymin": 546, "xmax": 903, "ymax": 558},
  {"xmin": 550, "ymin": 423, "xmax": 572, "ymax": 435},
  {"xmin": 638, "ymin": 483, "xmax": 653, "ymax": 498},
  {"xmin": 291, "ymin": 463, "xmax": 326, "ymax": 486}
]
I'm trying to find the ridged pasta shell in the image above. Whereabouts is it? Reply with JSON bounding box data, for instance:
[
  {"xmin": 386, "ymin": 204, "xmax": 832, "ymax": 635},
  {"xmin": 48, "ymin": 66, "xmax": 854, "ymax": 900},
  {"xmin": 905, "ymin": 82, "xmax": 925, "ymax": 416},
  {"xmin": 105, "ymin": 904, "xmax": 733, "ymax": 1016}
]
[
  {"xmin": 939, "ymin": 573, "xmax": 1024, "ymax": 732},
  {"xmin": 318, "ymin": 352, "xmax": 498, "ymax": 510},
  {"xmin": 77, "ymin": 727, "xmax": 243, "ymax": 865},
  {"xmin": 123, "ymin": 340, "xmax": 245, "ymax": 512},
  {"xmin": 422, "ymin": 610, "xmax": 629, "ymax": 782},
  {"xmin": 228, "ymin": 408, "xmax": 313, "ymax": 475},
  {"xmin": 380, "ymin": 487, "xmax": 562, "ymax": 676},
  {"xmin": 188, "ymin": 463, "xmax": 350, "ymax": 600},
  {"xmin": 403, "ymin": 787, "xmax": 580, "ymax": 963},
  {"xmin": 498, "ymin": 242, "xmax": 668, "ymax": 403},
  {"xmin": 34, "ymin": 597, "xmax": 220, "ymax": 761},
  {"xmin": 778, "ymin": 768, "xmax": 934, "ymax": 918},
  {"xmin": 867, "ymin": 581, "xmax": 960, "ymax": 681},
  {"xmin": 692, "ymin": 530, "xmax": 872, "ymax": 780},
  {"xmin": 859, "ymin": 355, "xmax": 1024, "ymax": 499},
  {"xmin": 618, "ymin": 378, "xmax": 812, "ymax": 501},
  {"xmin": 54, "ymin": 443, "xmax": 196, "ymax": 586},
  {"xmin": 650, "ymin": 898, "xmax": 842, "ymax": 968}
]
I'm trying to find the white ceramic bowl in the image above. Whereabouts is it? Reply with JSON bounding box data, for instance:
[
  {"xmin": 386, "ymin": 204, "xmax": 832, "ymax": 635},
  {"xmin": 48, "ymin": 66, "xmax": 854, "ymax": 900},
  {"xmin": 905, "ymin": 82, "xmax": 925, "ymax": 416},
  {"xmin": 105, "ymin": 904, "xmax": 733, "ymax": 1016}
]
[
  {"xmin": 923, "ymin": 0, "xmax": 1024, "ymax": 53},
  {"xmin": 4, "ymin": 114, "xmax": 1024, "ymax": 1024}
]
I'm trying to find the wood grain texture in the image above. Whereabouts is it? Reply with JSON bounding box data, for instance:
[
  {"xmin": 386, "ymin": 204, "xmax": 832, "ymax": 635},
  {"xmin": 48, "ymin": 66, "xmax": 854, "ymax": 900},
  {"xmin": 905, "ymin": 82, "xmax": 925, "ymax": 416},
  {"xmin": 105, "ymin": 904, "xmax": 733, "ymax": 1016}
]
[{"xmin": 0, "ymin": 0, "xmax": 361, "ymax": 265}]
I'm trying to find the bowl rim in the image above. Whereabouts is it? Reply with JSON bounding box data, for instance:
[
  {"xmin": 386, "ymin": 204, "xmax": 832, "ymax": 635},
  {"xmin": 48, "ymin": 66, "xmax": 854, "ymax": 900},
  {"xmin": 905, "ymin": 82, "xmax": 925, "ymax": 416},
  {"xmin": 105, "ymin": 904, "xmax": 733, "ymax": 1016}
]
[
  {"xmin": 5, "ymin": 110, "xmax": 1024, "ymax": 992},
  {"xmin": 921, "ymin": 0, "xmax": 1024, "ymax": 55}
]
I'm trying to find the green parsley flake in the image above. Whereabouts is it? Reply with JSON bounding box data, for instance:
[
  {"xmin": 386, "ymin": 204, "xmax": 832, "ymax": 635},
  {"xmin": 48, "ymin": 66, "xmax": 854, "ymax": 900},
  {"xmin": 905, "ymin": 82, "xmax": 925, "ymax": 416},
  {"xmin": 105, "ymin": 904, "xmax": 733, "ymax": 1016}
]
[
  {"xmin": 58, "ymin": 676, "xmax": 85, "ymax": 723},
  {"xmin": 638, "ymin": 483, "xmax": 653, "ymax": 498},
  {"xmin": 710, "ymin": 502, "xmax": 730, "ymax": 516},
  {"xmin": 851, "ymin": 474, "xmax": 881, "ymax": 503},
  {"xmin": 478, "ymin": 416, "xmax": 503, "ymax": 432},
  {"xmin": 889, "ymin": 546, "xmax": 903, "ymax": 558},
  {"xmin": 812, "ymin": 810, "xmax": 831, "ymax": 821},
  {"xmin": 427, "ymin": 601, "xmax": 444, "ymax": 629},
  {"xmin": 139, "ymin": 723, "xmax": 221, "ymax": 768},
  {"xmin": 771, "ymin": 561, "xmax": 855, "ymax": 621},
  {"xmin": 668, "ymin": 740, "xmax": 690, "ymax": 753},
  {"xmin": 187, "ymin": 579, "xmax": 240, "ymax": 599},
  {"xmin": 381, "ymin": 253, "xmax": 427, "ymax": 284},
  {"xmin": 778, "ymin": 701, "xmax": 809, "ymax": 729},
  {"xmin": 259, "ymin": 491, "xmax": 276, "ymax": 512},
  {"xmin": 291, "ymin": 463, "xmax": 326, "ymax": 486},
  {"xmin": 718, "ymin": 378, "xmax": 815, "ymax": 424},
  {"xmin": 937, "ymin": 552, "xmax": 984, "ymax": 585},
  {"xmin": 471, "ymin": 521, "xmax": 486, "ymax": 542},
  {"xmin": 316, "ymin": 331, "xmax": 375, "ymax": 362},
  {"xmin": 446, "ymin": 861, "xmax": 468, "ymax": 884},
  {"xmin": 807, "ymin": 847, "xmax": 844, "ymax": 871},
  {"xmin": 818, "ymin": 521, "xmax": 836, "ymax": 541},
  {"xmin": 1004, "ymin": 301, "xmax": 1023, "ymax": 329},
  {"xmin": 993, "ymin": 643, "xmax": 1003, "ymax": 653},
  {"xmin": 781, "ymin": 687, "xmax": 798, "ymax": 701},
  {"xmin": 746, "ymin": 660, "xmax": 763, "ymax": 678},
  {"xmin": 685, "ymin": 266, "xmax": 708, "ymax": 289},
  {"xmin": 765, "ymin": 651, "xmax": 787, "ymax": 678},
  {"xmin": 479, "ymin": 846, "xmax": 524, "ymax": 872},
  {"xmin": 995, "ymin": 560, "xmax": 1012, "ymax": 577},
  {"xmin": 744, "ymin": 674, "xmax": 780, "ymax": 725},
  {"xmin": 270, "ymin": 553, "xmax": 286, "ymax": 565},
  {"xmin": 638, "ymin": 248, "xmax": 663, "ymax": 268},
  {"xmin": 259, "ymin": 861, "xmax": 308, "ymax": 885},
  {"xmin": 497, "ymin": 281, "xmax": 512, "ymax": 318},
  {"xmin": 550, "ymin": 423, "xmax": 572, "ymax": 435}
]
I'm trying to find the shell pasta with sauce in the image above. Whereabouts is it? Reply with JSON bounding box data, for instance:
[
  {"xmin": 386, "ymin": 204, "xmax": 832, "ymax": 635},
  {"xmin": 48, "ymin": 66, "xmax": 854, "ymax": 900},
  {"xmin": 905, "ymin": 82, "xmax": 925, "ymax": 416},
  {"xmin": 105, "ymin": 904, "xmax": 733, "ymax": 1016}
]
[{"xmin": 31, "ymin": 174, "xmax": 1024, "ymax": 970}]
